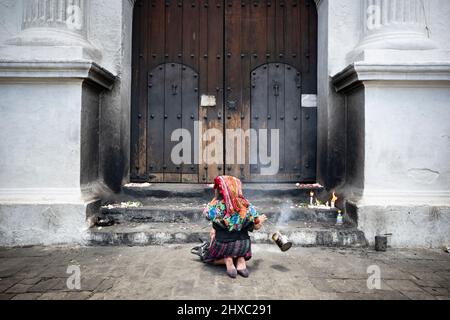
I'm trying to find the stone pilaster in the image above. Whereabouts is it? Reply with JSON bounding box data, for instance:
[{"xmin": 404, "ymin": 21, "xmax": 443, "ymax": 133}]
[
  {"xmin": 22, "ymin": 0, "xmax": 87, "ymax": 36},
  {"xmin": 0, "ymin": 0, "xmax": 114, "ymax": 246},
  {"xmin": 352, "ymin": 0, "xmax": 437, "ymax": 58},
  {"xmin": 5, "ymin": 0, "xmax": 99, "ymax": 59},
  {"xmin": 334, "ymin": 1, "xmax": 450, "ymax": 248}
]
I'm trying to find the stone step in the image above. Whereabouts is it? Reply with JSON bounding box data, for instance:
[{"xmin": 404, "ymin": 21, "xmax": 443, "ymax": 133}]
[
  {"xmin": 87, "ymin": 222, "xmax": 367, "ymax": 248},
  {"xmin": 122, "ymin": 183, "xmax": 324, "ymax": 201},
  {"xmin": 100, "ymin": 202, "xmax": 340, "ymax": 224},
  {"xmin": 104, "ymin": 196, "xmax": 328, "ymax": 208}
]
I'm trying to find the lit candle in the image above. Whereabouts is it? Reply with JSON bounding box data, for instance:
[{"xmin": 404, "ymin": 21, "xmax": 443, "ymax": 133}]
[
  {"xmin": 309, "ymin": 191, "xmax": 314, "ymax": 206},
  {"xmin": 331, "ymin": 192, "xmax": 338, "ymax": 209}
]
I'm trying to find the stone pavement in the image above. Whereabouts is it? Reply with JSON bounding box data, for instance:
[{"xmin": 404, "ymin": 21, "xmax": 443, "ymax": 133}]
[{"xmin": 0, "ymin": 245, "xmax": 449, "ymax": 300}]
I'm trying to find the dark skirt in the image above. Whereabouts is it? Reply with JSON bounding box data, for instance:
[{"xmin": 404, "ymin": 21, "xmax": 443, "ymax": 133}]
[{"xmin": 203, "ymin": 239, "xmax": 252, "ymax": 263}]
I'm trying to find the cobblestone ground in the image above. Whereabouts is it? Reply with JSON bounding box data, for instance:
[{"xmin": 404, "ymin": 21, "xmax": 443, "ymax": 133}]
[{"xmin": 0, "ymin": 245, "xmax": 449, "ymax": 300}]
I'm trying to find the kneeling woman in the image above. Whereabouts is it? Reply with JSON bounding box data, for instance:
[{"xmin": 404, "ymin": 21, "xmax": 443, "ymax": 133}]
[{"xmin": 202, "ymin": 176, "xmax": 267, "ymax": 278}]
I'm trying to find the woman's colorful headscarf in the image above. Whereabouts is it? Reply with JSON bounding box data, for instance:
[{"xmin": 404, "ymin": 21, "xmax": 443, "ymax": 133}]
[
  {"xmin": 214, "ymin": 175, "xmax": 249, "ymax": 219},
  {"xmin": 203, "ymin": 176, "xmax": 260, "ymax": 232}
]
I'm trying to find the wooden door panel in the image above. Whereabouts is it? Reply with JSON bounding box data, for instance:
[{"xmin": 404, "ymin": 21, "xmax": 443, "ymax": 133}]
[
  {"xmin": 131, "ymin": 0, "xmax": 317, "ymax": 183},
  {"xmin": 249, "ymin": 65, "xmax": 268, "ymax": 175},
  {"xmin": 163, "ymin": 63, "xmax": 182, "ymax": 178},
  {"xmin": 204, "ymin": 0, "xmax": 224, "ymax": 183},
  {"xmin": 131, "ymin": 0, "xmax": 221, "ymax": 183},
  {"xmin": 225, "ymin": 0, "xmax": 244, "ymax": 180},
  {"xmin": 240, "ymin": 2, "xmax": 252, "ymax": 180},
  {"xmin": 224, "ymin": 0, "xmax": 317, "ymax": 182},
  {"xmin": 131, "ymin": 0, "xmax": 150, "ymax": 181},
  {"xmin": 181, "ymin": 66, "xmax": 200, "ymax": 177},
  {"xmin": 284, "ymin": 65, "xmax": 302, "ymax": 174},
  {"xmin": 268, "ymin": 64, "xmax": 284, "ymax": 174},
  {"xmin": 147, "ymin": 63, "xmax": 200, "ymax": 181},
  {"xmin": 301, "ymin": 107, "xmax": 317, "ymax": 181},
  {"xmin": 251, "ymin": 63, "xmax": 302, "ymax": 178},
  {"xmin": 147, "ymin": 66, "xmax": 165, "ymax": 174}
]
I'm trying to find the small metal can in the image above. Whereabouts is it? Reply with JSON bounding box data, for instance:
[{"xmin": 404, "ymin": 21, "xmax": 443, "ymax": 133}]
[
  {"xmin": 375, "ymin": 236, "xmax": 388, "ymax": 252},
  {"xmin": 272, "ymin": 232, "xmax": 293, "ymax": 252}
]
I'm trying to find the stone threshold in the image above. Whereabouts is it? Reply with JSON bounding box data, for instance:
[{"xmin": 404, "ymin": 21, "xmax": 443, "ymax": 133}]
[{"xmin": 88, "ymin": 221, "xmax": 367, "ymax": 248}]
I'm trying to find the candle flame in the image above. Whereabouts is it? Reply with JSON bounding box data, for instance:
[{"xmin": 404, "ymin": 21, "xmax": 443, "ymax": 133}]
[
  {"xmin": 331, "ymin": 192, "xmax": 338, "ymax": 203},
  {"xmin": 310, "ymin": 191, "xmax": 315, "ymax": 197}
]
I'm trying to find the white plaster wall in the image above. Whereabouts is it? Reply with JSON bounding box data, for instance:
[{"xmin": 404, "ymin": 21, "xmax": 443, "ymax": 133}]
[
  {"xmin": 89, "ymin": 0, "xmax": 124, "ymax": 75},
  {"xmin": 90, "ymin": 0, "xmax": 133, "ymax": 191},
  {"xmin": 317, "ymin": 0, "xmax": 360, "ymax": 188},
  {"xmin": 428, "ymin": 0, "xmax": 450, "ymax": 51},
  {"xmin": 358, "ymin": 205, "xmax": 450, "ymax": 248},
  {"xmin": 119, "ymin": 0, "xmax": 133, "ymax": 184},
  {"xmin": 364, "ymin": 84, "xmax": 450, "ymax": 198},
  {"xmin": 316, "ymin": 0, "xmax": 329, "ymax": 186},
  {"xmin": 326, "ymin": 0, "xmax": 450, "ymax": 74},
  {"xmin": 346, "ymin": 87, "xmax": 365, "ymax": 193},
  {"xmin": 328, "ymin": 0, "xmax": 361, "ymax": 75},
  {"xmin": 0, "ymin": 1, "xmax": 131, "ymax": 194},
  {"xmin": 0, "ymin": 203, "xmax": 91, "ymax": 246},
  {"xmin": 0, "ymin": 2, "xmax": 120, "ymax": 246},
  {"xmin": 0, "ymin": 0, "xmax": 21, "ymax": 45},
  {"xmin": 0, "ymin": 81, "xmax": 82, "ymax": 191}
]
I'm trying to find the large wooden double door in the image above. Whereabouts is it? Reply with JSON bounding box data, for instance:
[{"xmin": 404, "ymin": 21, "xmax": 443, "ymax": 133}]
[{"xmin": 131, "ymin": 0, "xmax": 317, "ymax": 183}]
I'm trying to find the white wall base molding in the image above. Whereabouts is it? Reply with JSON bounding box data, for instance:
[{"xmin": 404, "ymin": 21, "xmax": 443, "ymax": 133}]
[
  {"xmin": 347, "ymin": 189, "xmax": 450, "ymax": 207},
  {"xmin": 0, "ymin": 60, "xmax": 115, "ymax": 89},
  {"xmin": 5, "ymin": 28, "xmax": 101, "ymax": 61},
  {"xmin": 0, "ymin": 188, "xmax": 101, "ymax": 204},
  {"xmin": 333, "ymin": 61, "xmax": 450, "ymax": 92},
  {"xmin": 0, "ymin": 200, "xmax": 99, "ymax": 247},
  {"xmin": 346, "ymin": 201, "xmax": 450, "ymax": 249}
]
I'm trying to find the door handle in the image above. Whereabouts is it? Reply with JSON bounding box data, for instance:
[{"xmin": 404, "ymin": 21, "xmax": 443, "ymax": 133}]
[
  {"xmin": 273, "ymin": 81, "xmax": 280, "ymax": 97},
  {"xmin": 172, "ymin": 84, "xmax": 178, "ymax": 95},
  {"xmin": 227, "ymin": 100, "xmax": 237, "ymax": 110}
]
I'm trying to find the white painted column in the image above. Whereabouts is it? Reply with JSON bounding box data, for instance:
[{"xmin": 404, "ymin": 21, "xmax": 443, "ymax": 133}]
[
  {"xmin": 333, "ymin": 0, "xmax": 450, "ymax": 248},
  {"xmin": 22, "ymin": 0, "xmax": 86, "ymax": 35},
  {"xmin": 5, "ymin": 0, "xmax": 99, "ymax": 58},
  {"xmin": 355, "ymin": 0, "xmax": 436, "ymax": 53},
  {"xmin": 0, "ymin": 0, "xmax": 113, "ymax": 246}
]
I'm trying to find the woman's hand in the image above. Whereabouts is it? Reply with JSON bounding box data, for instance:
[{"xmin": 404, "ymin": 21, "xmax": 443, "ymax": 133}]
[
  {"xmin": 254, "ymin": 214, "xmax": 268, "ymax": 230},
  {"xmin": 258, "ymin": 214, "xmax": 268, "ymax": 225}
]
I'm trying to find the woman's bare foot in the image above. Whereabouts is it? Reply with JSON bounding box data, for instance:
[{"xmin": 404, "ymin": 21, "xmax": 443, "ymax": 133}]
[
  {"xmin": 225, "ymin": 257, "xmax": 237, "ymax": 278},
  {"xmin": 236, "ymin": 257, "xmax": 247, "ymax": 271},
  {"xmin": 236, "ymin": 257, "xmax": 249, "ymax": 278}
]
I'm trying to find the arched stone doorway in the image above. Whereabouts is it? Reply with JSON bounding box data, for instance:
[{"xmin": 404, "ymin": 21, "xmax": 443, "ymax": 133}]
[{"xmin": 130, "ymin": 0, "xmax": 318, "ymax": 183}]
